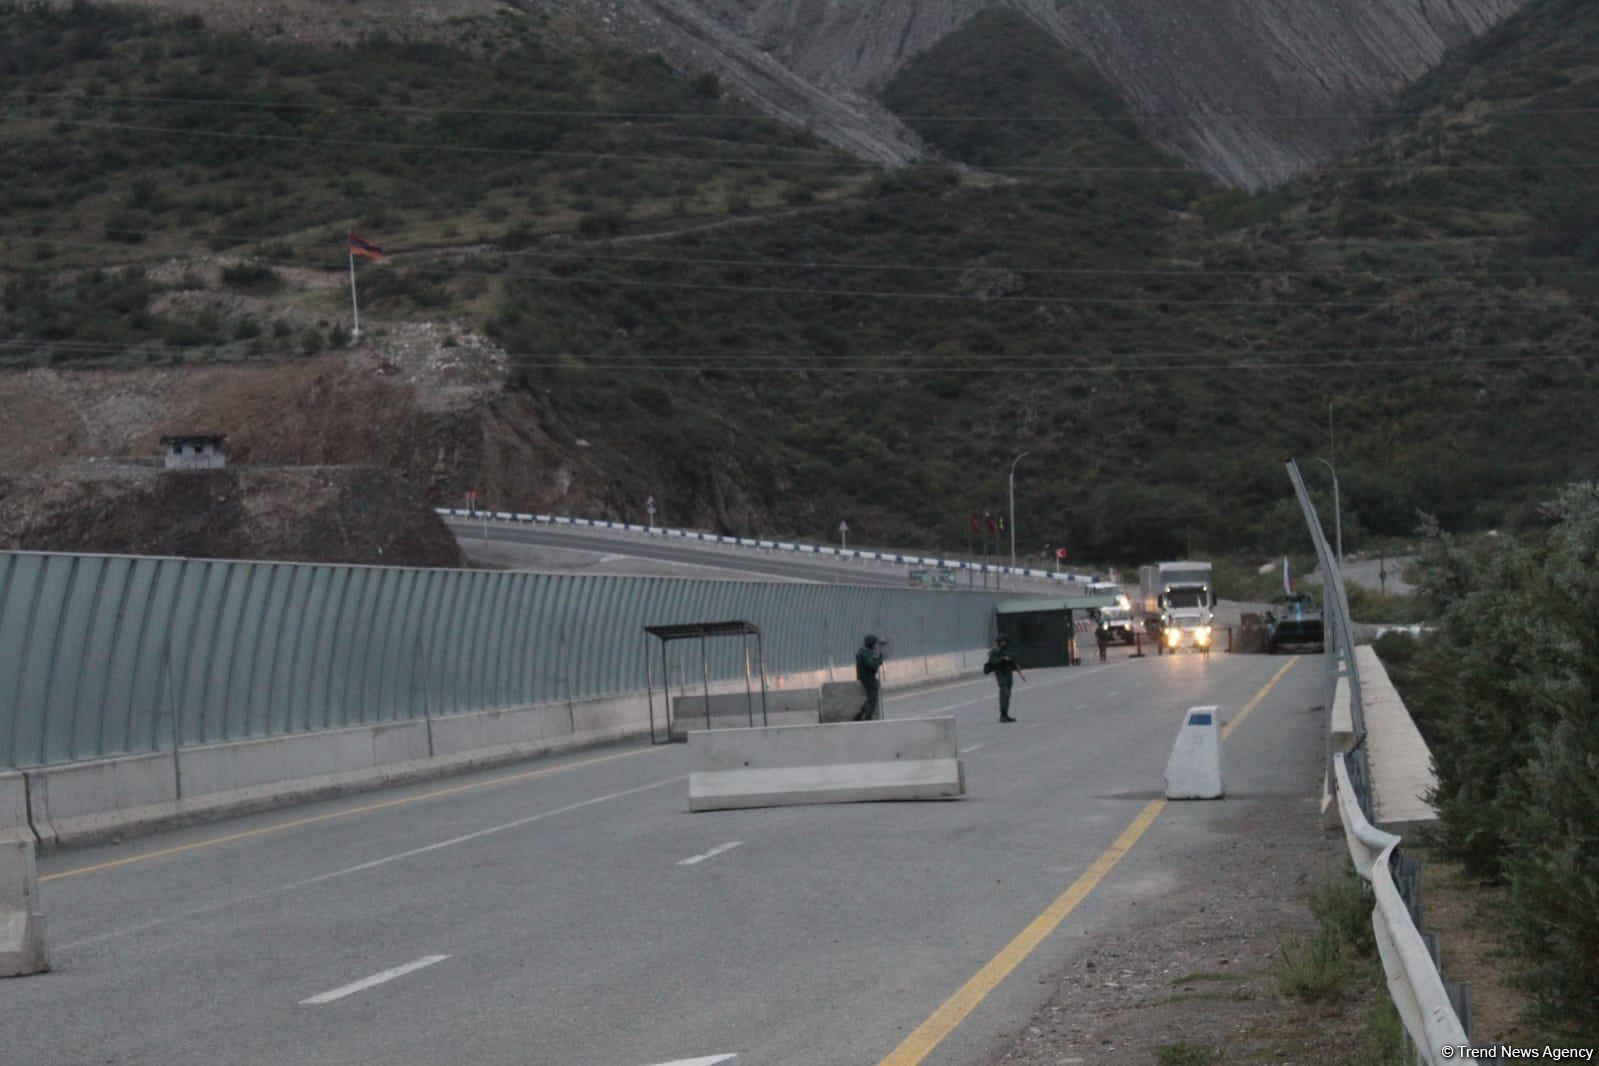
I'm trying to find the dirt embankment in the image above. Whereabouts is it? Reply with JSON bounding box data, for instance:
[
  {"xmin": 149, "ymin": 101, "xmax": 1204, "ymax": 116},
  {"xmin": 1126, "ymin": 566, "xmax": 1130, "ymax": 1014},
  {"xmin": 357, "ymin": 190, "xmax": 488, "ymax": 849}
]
[{"xmin": 0, "ymin": 463, "xmax": 464, "ymax": 567}]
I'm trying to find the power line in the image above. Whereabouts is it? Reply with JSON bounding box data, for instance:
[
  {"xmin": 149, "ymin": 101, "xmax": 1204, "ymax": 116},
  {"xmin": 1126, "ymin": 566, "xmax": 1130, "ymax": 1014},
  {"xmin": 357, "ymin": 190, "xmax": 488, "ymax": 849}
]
[
  {"xmin": 14, "ymin": 234, "xmax": 1586, "ymax": 312},
  {"xmin": 21, "ymin": 116, "xmax": 1599, "ymax": 176},
  {"xmin": 19, "ymin": 89, "xmax": 1599, "ymax": 124},
  {"xmin": 8, "ymin": 337, "xmax": 1589, "ymax": 374}
]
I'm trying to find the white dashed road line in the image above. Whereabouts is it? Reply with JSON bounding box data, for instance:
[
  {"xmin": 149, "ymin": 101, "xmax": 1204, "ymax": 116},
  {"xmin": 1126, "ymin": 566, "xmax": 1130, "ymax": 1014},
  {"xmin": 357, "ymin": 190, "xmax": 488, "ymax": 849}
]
[
  {"xmin": 300, "ymin": 955, "xmax": 450, "ymax": 1006},
  {"xmin": 678, "ymin": 841, "xmax": 744, "ymax": 867}
]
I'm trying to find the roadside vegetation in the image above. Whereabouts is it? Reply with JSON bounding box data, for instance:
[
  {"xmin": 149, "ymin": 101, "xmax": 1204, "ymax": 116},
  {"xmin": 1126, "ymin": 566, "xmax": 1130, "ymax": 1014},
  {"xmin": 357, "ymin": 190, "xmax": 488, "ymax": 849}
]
[
  {"xmin": 1375, "ymin": 482, "xmax": 1599, "ymax": 1038},
  {"xmin": 1271, "ymin": 865, "xmax": 1405, "ymax": 1064}
]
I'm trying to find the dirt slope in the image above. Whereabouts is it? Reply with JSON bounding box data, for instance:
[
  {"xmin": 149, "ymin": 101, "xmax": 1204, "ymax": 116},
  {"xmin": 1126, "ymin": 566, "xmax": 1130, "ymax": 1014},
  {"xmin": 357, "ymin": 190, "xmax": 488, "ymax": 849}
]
[{"xmin": 0, "ymin": 464, "xmax": 465, "ymax": 567}]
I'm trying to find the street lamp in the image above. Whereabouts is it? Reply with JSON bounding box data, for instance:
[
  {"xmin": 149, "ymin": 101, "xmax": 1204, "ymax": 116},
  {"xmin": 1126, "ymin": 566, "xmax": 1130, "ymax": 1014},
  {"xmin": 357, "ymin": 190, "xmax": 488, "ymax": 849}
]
[
  {"xmin": 1008, "ymin": 450, "xmax": 1031, "ymax": 571},
  {"xmin": 1312, "ymin": 457, "xmax": 1342, "ymax": 573}
]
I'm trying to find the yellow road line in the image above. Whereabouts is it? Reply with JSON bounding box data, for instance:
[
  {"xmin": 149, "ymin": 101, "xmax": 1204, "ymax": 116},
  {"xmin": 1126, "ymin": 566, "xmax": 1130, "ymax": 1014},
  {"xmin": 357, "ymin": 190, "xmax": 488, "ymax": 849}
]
[
  {"xmin": 1223, "ymin": 656, "xmax": 1300, "ymax": 740},
  {"xmin": 41, "ymin": 746, "xmax": 657, "ymax": 883},
  {"xmin": 877, "ymin": 655, "xmax": 1301, "ymax": 1066}
]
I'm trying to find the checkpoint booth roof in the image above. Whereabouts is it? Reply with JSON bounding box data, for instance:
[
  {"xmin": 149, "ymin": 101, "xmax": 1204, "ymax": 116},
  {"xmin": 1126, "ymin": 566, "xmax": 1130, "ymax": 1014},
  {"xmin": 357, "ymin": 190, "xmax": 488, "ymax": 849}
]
[
  {"xmin": 994, "ymin": 594, "xmax": 1119, "ymax": 669},
  {"xmin": 643, "ymin": 620, "xmax": 769, "ymax": 744}
]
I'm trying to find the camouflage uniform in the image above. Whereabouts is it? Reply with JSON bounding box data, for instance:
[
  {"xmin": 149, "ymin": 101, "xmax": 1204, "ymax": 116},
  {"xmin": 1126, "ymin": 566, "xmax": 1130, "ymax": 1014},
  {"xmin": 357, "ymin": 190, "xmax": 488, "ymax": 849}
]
[
  {"xmin": 984, "ymin": 637, "xmax": 1019, "ymax": 721},
  {"xmin": 854, "ymin": 635, "xmax": 884, "ymax": 721}
]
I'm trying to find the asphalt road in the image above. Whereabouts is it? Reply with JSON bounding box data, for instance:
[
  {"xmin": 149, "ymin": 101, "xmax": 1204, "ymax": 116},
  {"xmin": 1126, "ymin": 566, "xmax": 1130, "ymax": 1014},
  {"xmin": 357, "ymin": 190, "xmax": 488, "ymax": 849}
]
[
  {"xmin": 444, "ymin": 518, "xmax": 1058, "ymax": 592},
  {"xmin": 21, "ymin": 650, "xmax": 1321, "ymax": 1066}
]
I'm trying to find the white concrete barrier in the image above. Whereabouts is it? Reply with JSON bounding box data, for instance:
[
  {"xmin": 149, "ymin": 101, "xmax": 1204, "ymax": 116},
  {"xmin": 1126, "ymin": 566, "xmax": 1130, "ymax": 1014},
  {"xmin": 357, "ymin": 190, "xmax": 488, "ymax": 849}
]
[
  {"xmin": 0, "ymin": 772, "xmax": 31, "ymax": 844},
  {"xmin": 673, "ymin": 690, "xmax": 819, "ymax": 721},
  {"xmin": 819, "ymin": 682, "xmax": 867, "ymax": 723},
  {"xmin": 0, "ymin": 837, "xmax": 48, "ymax": 977},
  {"xmin": 1356, "ymin": 647, "xmax": 1440, "ymax": 832},
  {"xmin": 1164, "ymin": 705, "xmax": 1224, "ymax": 800},
  {"xmin": 688, "ymin": 716, "xmax": 965, "ymax": 812},
  {"xmin": 26, "ymin": 752, "xmax": 178, "ymax": 850},
  {"xmin": 13, "ymin": 659, "xmax": 988, "ymax": 848},
  {"xmin": 179, "ymin": 721, "xmax": 433, "ymax": 798}
]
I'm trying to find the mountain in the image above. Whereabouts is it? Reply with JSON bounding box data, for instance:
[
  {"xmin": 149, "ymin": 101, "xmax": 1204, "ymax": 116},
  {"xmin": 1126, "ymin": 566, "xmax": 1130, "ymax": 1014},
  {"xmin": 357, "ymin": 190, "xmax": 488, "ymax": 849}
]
[
  {"xmin": 547, "ymin": 0, "xmax": 1528, "ymax": 187},
  {"xmin": 3, "ymin": 0, "xmax": 1597, "ymax": 566}
]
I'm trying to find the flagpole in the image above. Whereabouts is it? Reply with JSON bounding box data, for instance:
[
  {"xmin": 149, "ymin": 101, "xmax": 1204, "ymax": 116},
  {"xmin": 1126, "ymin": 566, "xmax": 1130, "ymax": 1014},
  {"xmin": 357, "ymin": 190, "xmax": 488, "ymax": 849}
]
[{"xmin": 348, "ymin": 245, "xmax": 361, "ymax": 340}]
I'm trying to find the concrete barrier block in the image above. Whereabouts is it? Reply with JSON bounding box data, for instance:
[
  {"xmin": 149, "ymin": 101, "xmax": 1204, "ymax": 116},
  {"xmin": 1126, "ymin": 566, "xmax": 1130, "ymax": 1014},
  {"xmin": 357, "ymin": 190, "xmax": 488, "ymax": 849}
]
[
  {"xmin": 0, "ymin": 837, "xmax": 49, "ymax": 976},
  {"xmin": 688, "ymin": 716, "xmax": 964, "ymax": 811},
  {"xmin": 430, "ymin": 705, "xmax": 575, "ymax": 757},
  {"xmin": 1356, "ymin": 647, "xmax": 1440, "ymax": 833},
  {"xmin": 572, "ymin": 694, "xmax": 651, "ymax": 745},
  {"xmin": 179, "ymin": 721, "xmax": 434, "ymax": 798},
  {"xmin": 1165, "ymin": 705, "xmax": 1223, "ymax": 800},
  {"xmin": 673, "ymin": 690, "xmax": 819, "ymax": 721},
  {"xmin": 690, "ymin": 759, "xmax": 964, "ymax": 811},
  {"xmin": 26, "ymin": 752, "xmax": 178, "ymax": 849},
  {"xmin": 0, "ymin": 773, "xmax": 31, "ymax": 844},
  {"xmin": 819, "ymin": 681, "xmax": 866, "ymax": 723}
]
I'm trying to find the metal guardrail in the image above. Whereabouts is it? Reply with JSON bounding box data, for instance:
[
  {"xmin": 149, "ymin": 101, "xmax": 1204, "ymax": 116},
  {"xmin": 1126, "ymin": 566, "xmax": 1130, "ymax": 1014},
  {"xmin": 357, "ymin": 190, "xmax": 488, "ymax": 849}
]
[
  {"xmin": 1332, "ymin": 754, "xmax": 1470, "ymax": 1062},
  {"xmin": 1288, "ymin": 460, "xmax": 1470, "ymax": 1063},
  {"xmin": 437, "ymin": 509, "xmax": 1092, "ymax": 586}
]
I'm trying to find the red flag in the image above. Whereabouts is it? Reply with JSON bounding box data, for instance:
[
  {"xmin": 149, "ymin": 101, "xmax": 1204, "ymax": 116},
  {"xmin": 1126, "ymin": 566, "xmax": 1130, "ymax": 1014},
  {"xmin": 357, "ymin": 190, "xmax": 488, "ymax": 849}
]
[
  {"xmin": 969, "ymin": 514, "xmax": 980, "ymax": 535},
  {"xmin": 348, "ymin": 232, "xmax": 385, "ymax": 260},
  {"xmin": 985, "ymin": 513, "xmax": 997, "ymax": 533}
]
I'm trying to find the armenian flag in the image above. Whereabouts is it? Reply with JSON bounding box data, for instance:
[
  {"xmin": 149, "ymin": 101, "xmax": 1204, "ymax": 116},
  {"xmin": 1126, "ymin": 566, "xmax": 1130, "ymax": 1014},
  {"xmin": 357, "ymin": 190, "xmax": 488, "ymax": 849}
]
[{"xmin": 348, "ymin": 233, "xmax": 385, "ymax": 260}]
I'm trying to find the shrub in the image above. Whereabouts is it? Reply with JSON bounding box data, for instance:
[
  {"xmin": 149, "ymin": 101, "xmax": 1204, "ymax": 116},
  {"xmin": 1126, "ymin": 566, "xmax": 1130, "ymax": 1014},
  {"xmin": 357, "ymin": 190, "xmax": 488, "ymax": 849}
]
[{"xmin": 221, "ymin": 263, "xmax": 281, "ymax": 290}]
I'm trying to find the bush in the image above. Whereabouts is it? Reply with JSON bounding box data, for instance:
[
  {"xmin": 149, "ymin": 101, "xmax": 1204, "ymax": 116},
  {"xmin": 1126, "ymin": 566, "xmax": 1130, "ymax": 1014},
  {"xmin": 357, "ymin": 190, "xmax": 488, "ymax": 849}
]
[
  {"xmin": 1404, "ymin": 487, "xmax": 1599, "ymax": 1033},
  {"xmin": 1370, "ymin": 629, "xmax": 1418, "ymax": 666},
  {"xmin": 221, "ymin": 263, "xmax": 281, "ymax": 290}
]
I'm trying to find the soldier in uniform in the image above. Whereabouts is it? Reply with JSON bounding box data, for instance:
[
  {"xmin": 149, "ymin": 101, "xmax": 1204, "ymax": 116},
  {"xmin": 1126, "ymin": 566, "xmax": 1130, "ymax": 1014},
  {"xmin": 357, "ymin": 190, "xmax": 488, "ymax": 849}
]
[
  {"xmin": 984, "ymin": 635, "xmax": 1020, "ymax": 722},
  {"xmin": 854, "ymin": 634, "xmax": 884, "ymax": 721}
]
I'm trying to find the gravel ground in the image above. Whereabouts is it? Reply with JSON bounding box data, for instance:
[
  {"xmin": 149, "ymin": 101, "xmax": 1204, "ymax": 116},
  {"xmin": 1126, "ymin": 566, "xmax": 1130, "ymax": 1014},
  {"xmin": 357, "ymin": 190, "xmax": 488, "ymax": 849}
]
[{"xmin": 996, "ymin": 794, "xmax": 1375, "ymax": 1065}]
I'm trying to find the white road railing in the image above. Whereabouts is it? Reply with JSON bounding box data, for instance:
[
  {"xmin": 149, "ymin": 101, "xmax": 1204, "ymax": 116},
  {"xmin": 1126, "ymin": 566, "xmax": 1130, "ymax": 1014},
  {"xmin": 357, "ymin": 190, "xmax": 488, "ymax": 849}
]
[
  {"xmin": 1332, "ymin": 753, "xmax": 1470, "ymax": 1063},
  {"xmin": 438, "ymin": 509, "xmax": 1092, "ymax": 585}
]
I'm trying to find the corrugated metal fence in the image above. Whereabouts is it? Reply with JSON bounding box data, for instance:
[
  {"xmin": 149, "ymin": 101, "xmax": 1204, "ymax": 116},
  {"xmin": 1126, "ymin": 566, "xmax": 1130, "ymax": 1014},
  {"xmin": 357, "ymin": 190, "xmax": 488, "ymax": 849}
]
[{"xmin": 0, "ymin": 551, "xmax": 1002, "ymax": 769}]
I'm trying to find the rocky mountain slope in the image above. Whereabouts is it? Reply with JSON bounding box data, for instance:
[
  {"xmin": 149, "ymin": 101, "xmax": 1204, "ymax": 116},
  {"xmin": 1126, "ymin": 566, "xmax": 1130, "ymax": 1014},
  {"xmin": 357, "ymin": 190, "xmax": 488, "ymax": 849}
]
[
  {"xmin": 550, "ymin": 0, "xmax": 1528, "ymax": 186},
  {"xmin": 97, "ymin": 0, "xmax": 1528, "ymax": 184}
]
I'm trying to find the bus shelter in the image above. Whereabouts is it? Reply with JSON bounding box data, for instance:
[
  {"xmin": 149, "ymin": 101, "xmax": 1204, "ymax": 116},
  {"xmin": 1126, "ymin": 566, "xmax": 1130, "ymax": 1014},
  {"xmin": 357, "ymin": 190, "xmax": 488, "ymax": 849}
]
[{"xmin": 644, "ymin": 620, "xmax": 770, "ymax": 744}]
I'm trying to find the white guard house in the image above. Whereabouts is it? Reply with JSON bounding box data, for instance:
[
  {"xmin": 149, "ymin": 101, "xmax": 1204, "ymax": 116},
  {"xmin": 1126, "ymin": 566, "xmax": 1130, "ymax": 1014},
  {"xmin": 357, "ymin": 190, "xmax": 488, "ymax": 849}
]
[{"xmin": 161, "ymin": 433, "xmax": 227, "ymax": 471}]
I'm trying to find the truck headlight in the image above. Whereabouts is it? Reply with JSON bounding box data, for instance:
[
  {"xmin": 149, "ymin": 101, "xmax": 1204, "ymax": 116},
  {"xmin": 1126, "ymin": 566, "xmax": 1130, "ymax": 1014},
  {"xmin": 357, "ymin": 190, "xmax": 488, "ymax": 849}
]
[
  {"xmin": 1195, "ymin": 626, "xmax": 1212, "ymax": 647},
  {"xmin": 1164, "ymin": 628, "xmax": 1180, "ymax": 647}
]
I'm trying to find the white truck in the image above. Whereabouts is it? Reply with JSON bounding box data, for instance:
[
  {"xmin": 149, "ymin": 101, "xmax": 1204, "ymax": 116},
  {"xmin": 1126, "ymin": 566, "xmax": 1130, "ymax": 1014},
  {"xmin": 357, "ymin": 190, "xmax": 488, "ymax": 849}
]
[
  {"xmin": 1086, "ymin": 580, "xmax": 1136, "ymax": 644},
  {"xmin": 1138, "ymin": 561, "xmax": 1215, "ymax": 654}
]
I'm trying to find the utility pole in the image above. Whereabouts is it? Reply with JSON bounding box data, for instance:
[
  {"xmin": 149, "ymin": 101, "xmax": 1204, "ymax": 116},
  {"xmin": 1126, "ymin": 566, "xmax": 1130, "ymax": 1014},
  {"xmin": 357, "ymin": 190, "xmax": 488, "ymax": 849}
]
[{"xmin": 1008, "ymin": 451, "xmax": 1031, "ymax": 570}]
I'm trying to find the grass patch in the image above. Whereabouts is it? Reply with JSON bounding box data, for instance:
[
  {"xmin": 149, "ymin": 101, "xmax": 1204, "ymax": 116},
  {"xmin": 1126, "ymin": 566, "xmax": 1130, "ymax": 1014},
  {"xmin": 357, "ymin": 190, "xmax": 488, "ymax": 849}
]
[
  {"xmin": 1154, "ymin": 1041, "xmax": 1222, "ymax": 1066},
  {"xmin": 1272, "ymin": 930, "xmax": 1353, "ymax": 1003},
  {"xmin": 1309, "ymin": 866, "xmax": 1377, "ymax": 959}
]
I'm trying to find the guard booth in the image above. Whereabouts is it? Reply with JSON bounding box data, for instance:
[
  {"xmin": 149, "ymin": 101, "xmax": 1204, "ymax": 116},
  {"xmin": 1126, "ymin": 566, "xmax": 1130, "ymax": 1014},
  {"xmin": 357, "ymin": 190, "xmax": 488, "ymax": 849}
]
[
  {"xmin": 643, "ymin": 620, "xmax": 770, "ymax": 744},
  {"xmin": 994, "ymin": 595, "xmax": 1119, "ymax": 669}
]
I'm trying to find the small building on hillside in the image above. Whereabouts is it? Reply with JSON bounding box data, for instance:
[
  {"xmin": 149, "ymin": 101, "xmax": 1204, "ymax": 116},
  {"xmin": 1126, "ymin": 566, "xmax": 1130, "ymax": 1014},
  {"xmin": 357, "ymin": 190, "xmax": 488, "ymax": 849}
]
[{"xmin": 161, "ymin": 433, "xmax": 227, "ymax": 471}]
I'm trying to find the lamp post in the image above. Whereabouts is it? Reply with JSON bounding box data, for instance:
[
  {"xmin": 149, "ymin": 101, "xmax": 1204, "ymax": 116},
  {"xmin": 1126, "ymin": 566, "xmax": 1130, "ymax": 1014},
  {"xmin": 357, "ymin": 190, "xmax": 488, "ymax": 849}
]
[
  {"xmin": 1312, "ymin": 457, "xmax": 1343, "ymax": 573},
  {"xmin": 1008, "ymin": 450, "xmax": 1031, "ymax": 571}
]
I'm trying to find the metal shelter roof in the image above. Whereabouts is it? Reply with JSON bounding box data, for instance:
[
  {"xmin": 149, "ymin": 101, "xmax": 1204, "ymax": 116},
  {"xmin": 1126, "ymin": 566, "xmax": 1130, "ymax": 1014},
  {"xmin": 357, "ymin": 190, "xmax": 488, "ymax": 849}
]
[
  {"xmin": 643, "ymin": 620, "xmax": 762, "ymax": 642},
  {"xmin": 995, "ymin": 595, "xmax": 1118, "ymax": 615}
]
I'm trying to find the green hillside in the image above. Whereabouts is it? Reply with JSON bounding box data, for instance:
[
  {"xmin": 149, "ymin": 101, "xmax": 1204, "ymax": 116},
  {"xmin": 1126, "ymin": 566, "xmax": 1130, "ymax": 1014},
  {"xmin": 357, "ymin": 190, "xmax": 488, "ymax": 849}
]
[{"xmin": 3, "ymin": 0, "xmax": 1598, "ymax": 562}]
